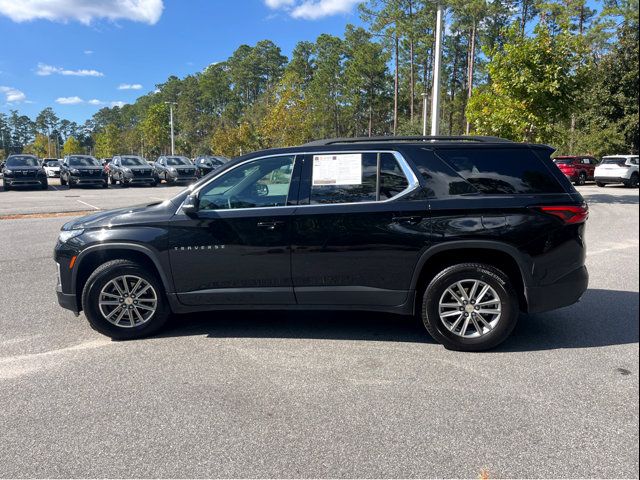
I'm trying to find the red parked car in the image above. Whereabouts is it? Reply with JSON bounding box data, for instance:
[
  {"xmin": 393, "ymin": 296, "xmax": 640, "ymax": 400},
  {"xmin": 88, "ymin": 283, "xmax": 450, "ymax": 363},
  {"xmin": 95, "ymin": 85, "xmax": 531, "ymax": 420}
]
[{"xmin": 553, "ymin": 156, "xmax": 599, "ymax": 186}]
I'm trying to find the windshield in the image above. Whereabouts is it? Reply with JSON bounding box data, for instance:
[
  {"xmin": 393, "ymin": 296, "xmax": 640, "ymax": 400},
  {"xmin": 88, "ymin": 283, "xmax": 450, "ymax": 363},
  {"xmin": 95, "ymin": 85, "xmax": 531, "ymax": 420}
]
[
  {"xmin": 121, "ymin": 157, "xmax": 146, "ymax": 166},
  {"xmin": 199, "ymin": 156, "xmax": 225, "ymax": 166},
  {"xmin": 7, "ymin": 156, "xmax": 39, "ymax": 167},
  {"xmin": 69, "ymin": 156, "xmax": 101, "ymax": 167},
  {"xmin": 44, "ymin": 160, "xmax": 60, "ymax": 167},
  {"xmin": 166, "ymin": 157, "xmax": 192, "ymax": 166}
]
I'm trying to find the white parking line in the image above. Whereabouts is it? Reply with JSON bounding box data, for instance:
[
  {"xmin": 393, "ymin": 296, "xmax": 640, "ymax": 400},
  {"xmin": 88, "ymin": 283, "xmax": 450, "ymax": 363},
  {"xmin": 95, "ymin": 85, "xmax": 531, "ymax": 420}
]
[{"xmin": 76, "ymin": 200, "xmax": 100, "ymax": 210}]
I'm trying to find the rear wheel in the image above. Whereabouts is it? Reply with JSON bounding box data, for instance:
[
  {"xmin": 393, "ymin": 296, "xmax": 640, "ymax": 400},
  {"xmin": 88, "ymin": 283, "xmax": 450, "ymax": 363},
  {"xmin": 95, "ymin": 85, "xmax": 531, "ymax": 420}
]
[
  {"xmin": 575, "ymin": 171, "xmax": 587, "ymax": 186},
  {"xmin": 596, "ymin": 181, "xmax": 605, "ymax": 187},
  {"xmin": 81, "ymin": 259, "xmax": 170, "ymax": 340},
  {"xmin": 421, "ymin": 263, "xmax": 519, "ymax": 351},
  {"xmin": 626, "ymin": 173, "xmax": 639, "ymax": 188}
]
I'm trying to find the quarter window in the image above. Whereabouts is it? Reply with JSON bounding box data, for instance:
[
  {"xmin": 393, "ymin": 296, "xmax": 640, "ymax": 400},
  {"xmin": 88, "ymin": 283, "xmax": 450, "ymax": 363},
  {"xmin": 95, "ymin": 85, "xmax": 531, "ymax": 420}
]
[
  {"xmin": 309, "ymin": 152, "xmax": 409, "ymax": 204},
  {"xmin": 198, "ymin": 155, "xmax": 295, "ymax": 211}
]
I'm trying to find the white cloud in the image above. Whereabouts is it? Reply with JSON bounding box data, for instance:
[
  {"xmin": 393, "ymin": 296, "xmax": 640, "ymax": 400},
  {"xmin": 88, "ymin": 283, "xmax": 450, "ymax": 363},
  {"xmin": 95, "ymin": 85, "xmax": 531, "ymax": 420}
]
[
  {"xmin": 37, "ymin": 63, "xmax": 103, "ymax": 77},
  {"xmin": 264, "ymin": 0, "xmax": 361, "ymax": 19},
  {"xmin": 110, "ymin": 101, "xmax": 126, "ymax": 107},
  {"xmin": 265, "ymin": 0, "xmax": 295, "ymax": 7},
  {"xmin": 0, "ymin": 0, "xmax": 163, "ymax": 25},
  {"xmin": 88, "ymin": 99, "xmax": 103, "ymax": 105},
  {"xmin": 0, "ymin": 85, "xmax": 26, "ymax": 103},
  {"xmin": 56, "ymin": 96, "xmax": 84, "ymax": 105},
  {"xmin": 118, "ymin": 83, "xmax": 143, "ymax": 90},
  {"xmin": 84, "ymin": 50, "xmax": 94, "ymax": 55},
  {"xmin": 291, "ymin": 0, "xmax": 362, "ymax": 19}
]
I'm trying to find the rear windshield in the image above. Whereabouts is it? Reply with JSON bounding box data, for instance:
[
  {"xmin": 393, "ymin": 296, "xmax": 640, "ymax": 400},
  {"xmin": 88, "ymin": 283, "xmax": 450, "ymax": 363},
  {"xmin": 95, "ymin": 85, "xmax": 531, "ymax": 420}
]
[
  {"xmin": 121, "ymin": 157, "xmax": 146, "ymax": 166},
  {"xmin": 68, "ymin": 156, "xmax": 101, "ymax": 167},
  {"xmin": 166, "ymin": 157, "xmax": 192, "ymax": 166},
  {"xmin": 553, "ymin": 158, "xmax": 576, "ymax": 164},
  {"xmin": 601, "ymin": 158, "xmax": 628, "ymax": 166},
  {"xmin": 435, "ymin": 148, "xmax": 564, "ymax": 194},
  {"xmin": 6, "ymin": 156, "xmax": 39, "ymax": 167}
]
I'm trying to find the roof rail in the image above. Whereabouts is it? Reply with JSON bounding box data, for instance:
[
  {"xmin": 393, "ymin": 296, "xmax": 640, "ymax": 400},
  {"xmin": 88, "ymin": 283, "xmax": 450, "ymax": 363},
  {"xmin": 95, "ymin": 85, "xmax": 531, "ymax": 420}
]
[{"xmin": 302, "ymin": 135, "xmax": 513, "ymax": 146}]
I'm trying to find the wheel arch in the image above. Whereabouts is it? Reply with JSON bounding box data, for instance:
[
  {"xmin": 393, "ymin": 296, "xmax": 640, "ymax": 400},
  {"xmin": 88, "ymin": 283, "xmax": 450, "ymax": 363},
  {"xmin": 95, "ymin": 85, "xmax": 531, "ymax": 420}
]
[
  {"xmin": 72, "ymin": 243, "xmax": 172, "ymax": 309},
  {"xmin": 410, "ymin": 241, "xmax": 531, "ymax": 313}
]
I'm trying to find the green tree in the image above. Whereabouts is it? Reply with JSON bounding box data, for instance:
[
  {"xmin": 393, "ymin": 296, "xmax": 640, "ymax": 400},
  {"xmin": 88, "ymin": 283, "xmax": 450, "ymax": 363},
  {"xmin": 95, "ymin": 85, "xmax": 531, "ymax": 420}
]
[
  {"xmin": 141, "ymin": 103, "xmax": 170, "ymax": 156},
  {"xmin": 23, "ymin": 134, "xmax": 49, "ymax": 158},
  {"xmin": 94, "ymin": 124, "xmax": 121, "ymax": 158},
  {"xmin": 466, "ymin": 24, "xmax": 587, "ymax": 143},
  {"xmin": 62, "ymin": 136, "xmax": 84, "ymax": 155}
]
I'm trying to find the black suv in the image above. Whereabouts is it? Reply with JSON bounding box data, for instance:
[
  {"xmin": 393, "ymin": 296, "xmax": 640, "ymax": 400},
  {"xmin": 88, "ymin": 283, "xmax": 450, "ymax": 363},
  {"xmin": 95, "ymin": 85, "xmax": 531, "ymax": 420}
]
[
  {"xmin": 153, "ymin": 156, "xmax": 198, "ymax": 184},
  {"xmin": 60, "ymin": 155, "xmax": 107, "ymax": 188},
  {"xmin": 54, "ymin": 136, "xmax": 589, "ymax": 351},
  {"xmin": 108, "ymin": 155, "xmax": 157, "ymax": 187},
  {"xmin": 194, "ymin": 155, "xmax": 228, "ymax": 178},
  {"xmin": 2, "ymin": 154, "xmax": 48, "ymax": 190}
]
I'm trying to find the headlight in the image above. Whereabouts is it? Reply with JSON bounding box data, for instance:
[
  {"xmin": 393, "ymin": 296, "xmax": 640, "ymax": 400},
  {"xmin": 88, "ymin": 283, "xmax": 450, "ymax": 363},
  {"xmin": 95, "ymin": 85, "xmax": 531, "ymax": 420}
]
[
  {"xmin": 168, "ymin": 167, "xmax": 177, "ymax": 172},
  {"xmin": 38, "ymin": 168, "xmax": 46, "ymax": 176},
  {"xmin": 4, "ymin": 169, "xmax": 12, "ymax": 174},
  {"xmin": 70, "ymin": 168, "xmax": 80, "ymax": 175},
  {"xmin": 59, "ymin": 229, "xmax": 84, "ymax": 243}
]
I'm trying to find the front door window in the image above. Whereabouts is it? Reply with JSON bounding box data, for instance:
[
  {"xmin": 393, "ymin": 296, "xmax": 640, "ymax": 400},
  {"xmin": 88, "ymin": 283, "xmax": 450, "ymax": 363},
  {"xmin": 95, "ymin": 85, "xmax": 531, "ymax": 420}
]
[{"xmin": 198, "ymin": 155, "xmax": 295, "ymax": 211}]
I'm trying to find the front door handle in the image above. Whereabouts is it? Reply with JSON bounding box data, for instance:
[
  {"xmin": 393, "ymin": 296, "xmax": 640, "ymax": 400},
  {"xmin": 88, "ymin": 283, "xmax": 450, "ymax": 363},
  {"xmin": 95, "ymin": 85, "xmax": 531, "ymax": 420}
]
[
  {"xmin": 257, "ymin": 220, "xmax": 285, "ymax": 230},
  {"xmin": 392, "ymin": 215, "xmax": 423, "ymax": 224}
]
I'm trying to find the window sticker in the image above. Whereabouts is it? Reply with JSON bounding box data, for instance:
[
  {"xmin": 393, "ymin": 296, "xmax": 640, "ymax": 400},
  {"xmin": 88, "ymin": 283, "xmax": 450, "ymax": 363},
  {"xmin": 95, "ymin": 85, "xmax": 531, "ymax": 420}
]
[{"xmin": 312, "ymin": 153, "xmax": 362, "ymax": 186}]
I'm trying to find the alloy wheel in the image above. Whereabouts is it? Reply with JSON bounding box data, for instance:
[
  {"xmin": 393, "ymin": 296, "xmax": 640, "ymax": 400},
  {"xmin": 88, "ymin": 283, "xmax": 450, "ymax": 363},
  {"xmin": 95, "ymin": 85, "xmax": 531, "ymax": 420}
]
[
  {"xmin": 438, "ymin": 279, "xmax": 502, "ymax": 338},
  {"xmin": 98, "ymin": 275, "xmax": 158, "ymax": 328}
]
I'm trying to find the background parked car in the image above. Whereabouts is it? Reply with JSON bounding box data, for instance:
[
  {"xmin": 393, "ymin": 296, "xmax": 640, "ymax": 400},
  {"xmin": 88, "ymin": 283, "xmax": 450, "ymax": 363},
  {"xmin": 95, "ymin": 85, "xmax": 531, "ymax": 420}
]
[
  {"xmin": 153, "ymin": 155, "xmax": 197, "ymax": 184},
  {"xmin": 194, "ymin": 155, "xmax": 228, "ymax": 178},
  {"xmin": 2, "ymin": 154, "xmax": 48, "ymax": 190},
  {"xmin": 42, "ymin": 158, "xmax": 61, "ymax": 178},
  {"xmin": 594, "ymin": 155, "xmax": 639, "ymax": 188},
  {"xmin": 60, "ymin": 155, "xmax": 107, "ymax": 188},
  {"xmin": 553, "ymin": 155, "xmax": 599, "ymax": 185},
  {"xmin": 108, "ymin": 155, "xmax": 157, "ymax": 187}
]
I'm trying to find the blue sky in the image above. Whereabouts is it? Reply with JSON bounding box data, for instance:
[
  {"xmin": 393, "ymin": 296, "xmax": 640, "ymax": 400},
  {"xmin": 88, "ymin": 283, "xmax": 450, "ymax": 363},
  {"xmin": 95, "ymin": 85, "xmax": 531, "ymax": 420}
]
[{"xmin": 0, "ymin": 0, "xmax": 363, "ymax": 123}]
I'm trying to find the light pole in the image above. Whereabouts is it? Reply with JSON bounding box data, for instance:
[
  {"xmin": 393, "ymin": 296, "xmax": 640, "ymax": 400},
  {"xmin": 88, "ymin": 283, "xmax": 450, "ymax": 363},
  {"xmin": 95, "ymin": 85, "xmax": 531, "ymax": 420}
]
[
  {"xmin": 430, "ymin": 2, "xmax": 444, "ymax": 136},
  {"xmin": 421, "ymin": 92, "xmax": 428, "ymax": 136},
  {"xmin": 165, "ymin": 101, "xmax": 177, "ymax": 155}
]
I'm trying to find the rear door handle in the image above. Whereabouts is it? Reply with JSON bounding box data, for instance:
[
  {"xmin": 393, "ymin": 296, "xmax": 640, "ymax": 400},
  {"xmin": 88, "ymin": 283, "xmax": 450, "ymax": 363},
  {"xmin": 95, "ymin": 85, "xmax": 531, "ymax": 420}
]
[
  {"xmin": 257, "ymin": 220, "xmax": 285, "ymax": 230},
  {"xmin": 392, "ymin": 215, "xmax": 423, "ymax": 224}
]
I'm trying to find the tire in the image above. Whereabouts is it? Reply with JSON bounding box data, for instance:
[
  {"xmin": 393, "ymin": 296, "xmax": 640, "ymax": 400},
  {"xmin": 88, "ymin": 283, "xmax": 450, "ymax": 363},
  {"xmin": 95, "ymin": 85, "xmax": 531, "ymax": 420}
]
[
  {"xmin": 40, "ymin": 182, "xmax": 48, "ymax": 190},
  {"xmin": 627, "ymin": 173, "xmax": 639, "ymax": 188},
  {"xmin": 3, "ymin": 184, "xmax": 10, "ymax": 191},
  {"xmin": 81, "ymin": 259, "xmax": 170, "ymax": 340},
  {"xmin": 574, "ymin": 172, "xmax": 587, "ymax": 186},
  {"xmin": 109, "ymin": 175, "xmax": 116, "ymax": 186},
  {"xmin": 596, "ymin": 181, "xmax": 605, "ymax": 187},
  {"xmin": 60, "ymin": 176, "xmax": 67, "ymax": 186},
  {"xmin": 102, "ymin": 181, "xmax": 108, "ymax": 189},
  {"xmin": 421, "ymin": 263, "xmax": 519, "ymax": 352}
]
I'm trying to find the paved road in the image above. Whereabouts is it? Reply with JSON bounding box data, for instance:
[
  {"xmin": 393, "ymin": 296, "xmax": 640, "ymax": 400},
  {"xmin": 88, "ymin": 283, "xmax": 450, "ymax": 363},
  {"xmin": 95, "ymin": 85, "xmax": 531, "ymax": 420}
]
[
  {"xmin": 0, "ymin": 184, "xmax": 638, "ymax": 478},
  {"xmin": 0, "ymin": 178, "xmax": 185, "ymax": 216}
]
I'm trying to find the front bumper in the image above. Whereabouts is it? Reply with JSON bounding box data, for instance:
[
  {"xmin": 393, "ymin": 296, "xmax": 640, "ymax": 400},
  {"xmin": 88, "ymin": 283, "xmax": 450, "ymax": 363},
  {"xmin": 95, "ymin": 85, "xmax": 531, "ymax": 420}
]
[
  {"xmin": 168, "ymin": 174, "xmax": 198, "ymax": 183},
  {"xmin": 525, "ymin": 265, "xmax": 589, "ymax": 314},
  {"xmin": 123, "ymin": 176, "xmax": 156, "ymax": 184},
  {"xmin": 4, "ymin": 177, "xmax": 47, "ymax": 186},
  {"xmin": 70, "ymin": 175, "xmax": 107, "ymax": 185},
  {"xmin": 47, "ymin": 170, "xmax": 61, "ymax": 178},
  {"xmin": 56, "ymin": 286, "xmax": 79, "ymax": 314}
]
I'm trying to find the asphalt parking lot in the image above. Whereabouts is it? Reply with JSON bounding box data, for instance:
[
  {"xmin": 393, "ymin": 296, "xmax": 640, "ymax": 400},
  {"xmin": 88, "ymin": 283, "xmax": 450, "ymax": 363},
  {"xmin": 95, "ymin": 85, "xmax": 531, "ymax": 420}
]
[{"xmin": 0, "ymin": 182, "xmax": 638, "ymax": 478}]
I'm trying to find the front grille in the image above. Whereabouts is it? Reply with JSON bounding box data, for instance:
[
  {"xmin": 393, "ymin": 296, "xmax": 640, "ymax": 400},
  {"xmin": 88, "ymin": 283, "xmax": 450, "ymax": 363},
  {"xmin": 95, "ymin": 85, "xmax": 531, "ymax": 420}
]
[
  {"xmin": 79, "ymin": 170, "xmax": 101, "ymax": 176},
  {"xmin": 18, "ymin": 170, "xmax": 37, "ymax": 177},
  {"xmin": 178, "ymin": 169, "xmax": 194, "ymax": 175},
  {"xmin": 132, "ymin": 169, "xmax": 152, "ymax": 177}
]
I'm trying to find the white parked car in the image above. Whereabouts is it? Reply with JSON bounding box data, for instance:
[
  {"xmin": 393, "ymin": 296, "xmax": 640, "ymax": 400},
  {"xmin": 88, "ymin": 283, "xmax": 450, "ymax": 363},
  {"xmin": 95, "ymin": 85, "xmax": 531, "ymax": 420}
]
[
  {"xmin": 42, "ymin": 158, "xmax": 61, "ymax": 178},
  {"xmin": 594, "ymin": 155, "xmax": 639, "ymax": 188}
]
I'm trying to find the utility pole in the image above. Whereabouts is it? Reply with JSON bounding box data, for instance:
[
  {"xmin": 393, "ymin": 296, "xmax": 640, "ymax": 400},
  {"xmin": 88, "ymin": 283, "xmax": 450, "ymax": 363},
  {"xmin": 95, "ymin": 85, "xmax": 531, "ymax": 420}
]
[
  {"xmin": 430, "ymin": 2, "xmax": 444, "ymax": 136},
  {"xmin": 421, "ymin": 92, "xmax": 428, "ymax": 136},
  {"xmin": 165, "ymin": 101, "xmax": 177, "ymax": 155}
]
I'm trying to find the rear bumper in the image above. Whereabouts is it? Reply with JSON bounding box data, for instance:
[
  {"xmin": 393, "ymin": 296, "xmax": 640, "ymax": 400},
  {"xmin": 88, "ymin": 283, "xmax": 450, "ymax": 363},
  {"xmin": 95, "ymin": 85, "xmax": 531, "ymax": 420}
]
[
  {"xmin": 525, "ymin": 265, "xmax": 589, "ymax": 314},
  {"xmin": 594, "ymin": 176, "xmax": 627, "ymax": 184}
]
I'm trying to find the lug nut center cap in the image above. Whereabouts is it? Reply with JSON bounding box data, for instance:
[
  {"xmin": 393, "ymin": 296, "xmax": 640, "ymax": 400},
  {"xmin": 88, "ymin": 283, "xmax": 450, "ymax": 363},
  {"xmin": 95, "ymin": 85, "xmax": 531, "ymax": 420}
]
[
  {"xmin": 124, "ymin": 297, "xmax": 134, "ymax": 305},
  {"xmin": 465, "ymin": 304, "xmax": 475, "ymax": 313}
]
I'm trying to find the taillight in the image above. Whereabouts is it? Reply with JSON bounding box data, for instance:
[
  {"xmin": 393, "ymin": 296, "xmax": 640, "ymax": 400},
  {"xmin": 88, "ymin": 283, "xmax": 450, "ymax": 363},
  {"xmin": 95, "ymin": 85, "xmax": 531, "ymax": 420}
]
[{"xmin": 535, "ymin": 204, "xmax": 589, "ymax": 224}]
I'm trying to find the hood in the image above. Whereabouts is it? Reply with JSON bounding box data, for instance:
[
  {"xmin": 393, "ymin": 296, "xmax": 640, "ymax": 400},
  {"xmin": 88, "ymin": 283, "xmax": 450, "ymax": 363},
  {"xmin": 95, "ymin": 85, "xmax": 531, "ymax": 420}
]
[
  {"xmin": 6, "ymin": 165, "xmax": 42, "ymax": 171},
  {"xmin": 63, "ymin": 200, "xmax": 177, "ymax": 230},
  {"xmin": 73, "ymin": 165, "xmax": 103, "ymax": 170}
]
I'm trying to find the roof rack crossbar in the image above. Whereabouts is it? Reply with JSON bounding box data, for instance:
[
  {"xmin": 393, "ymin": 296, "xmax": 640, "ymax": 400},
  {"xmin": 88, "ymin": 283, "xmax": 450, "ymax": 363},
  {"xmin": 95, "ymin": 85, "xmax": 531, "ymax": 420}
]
[{"xmin": 303, "ymin": 135, "xmax": 513, "ymax": 146}]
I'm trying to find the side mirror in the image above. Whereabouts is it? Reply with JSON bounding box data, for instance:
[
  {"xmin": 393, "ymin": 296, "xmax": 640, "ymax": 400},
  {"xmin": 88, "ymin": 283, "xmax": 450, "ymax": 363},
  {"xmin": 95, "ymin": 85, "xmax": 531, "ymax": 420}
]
[{"xmin": 182, "ymin": 194, "xmax": 199, "ymax": 217}]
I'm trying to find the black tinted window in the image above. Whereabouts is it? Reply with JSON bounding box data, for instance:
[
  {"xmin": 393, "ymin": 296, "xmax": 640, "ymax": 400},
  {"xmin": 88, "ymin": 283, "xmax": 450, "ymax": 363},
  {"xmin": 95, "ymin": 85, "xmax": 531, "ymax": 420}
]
[
  {"xmin": 69, "ymin": 156, "xmax": 100, "ymax": 167},
  {"xmin": 435, "ymin": 148, "xmax": 563, "ymax": 194},
  {"xmin": 7, "ymin": 156, "xmax": 39, "ymax": 167},
  {"xmin": 379, "ymin": 155, "xmax": 409, "ymax": 200}
]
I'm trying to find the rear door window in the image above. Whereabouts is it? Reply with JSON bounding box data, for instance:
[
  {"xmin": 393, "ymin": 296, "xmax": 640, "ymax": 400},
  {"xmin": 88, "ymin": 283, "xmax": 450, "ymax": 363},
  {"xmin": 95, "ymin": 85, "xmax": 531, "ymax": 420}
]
[
  {"xmin": 435, "ymin": 148, "xmax": 564, "ymax": 194},
  {"xmin": 309, "ymin": 152, "xmax": 409, "ymax": 204}
]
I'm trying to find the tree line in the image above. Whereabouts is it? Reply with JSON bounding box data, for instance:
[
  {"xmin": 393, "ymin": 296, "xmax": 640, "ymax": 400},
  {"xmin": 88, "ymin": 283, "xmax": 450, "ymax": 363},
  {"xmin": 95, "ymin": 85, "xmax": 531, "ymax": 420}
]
[{"xmin": 1, "ymin": 0, "xmax": 637, "ymax": 160}]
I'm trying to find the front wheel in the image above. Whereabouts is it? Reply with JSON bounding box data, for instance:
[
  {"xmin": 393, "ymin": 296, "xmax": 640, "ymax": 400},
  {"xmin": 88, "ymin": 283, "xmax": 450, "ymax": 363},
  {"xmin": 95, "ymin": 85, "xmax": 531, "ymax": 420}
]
[
  {"xmin": 575, "ymin": 172, "xmax": 587, "ymax": 186},
  {"xmin": 421, "ymin": 263, "xmax": 519, "ymax": 351},
  {"xmin": 626, "ymin": 173, "xmax": 639, "ymax": 188},
  {"xmin": 81, "ymin": 259, "xmax": 170, "ymax": 340},
  {"xmin": 60, "ymin": 176, "xmax": 67, "ymax": 186}
]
